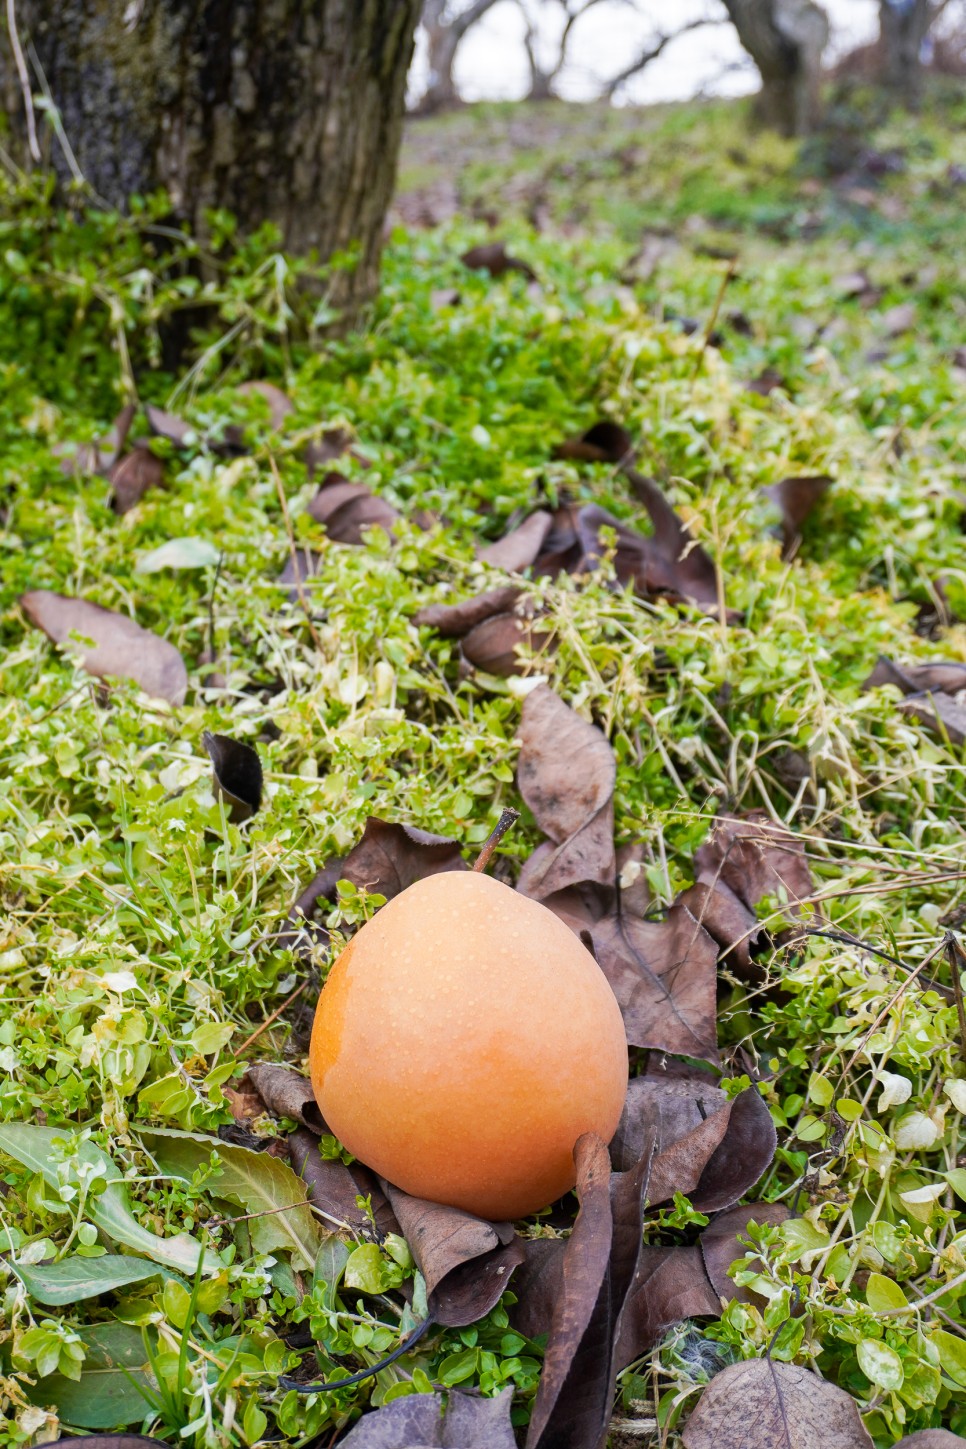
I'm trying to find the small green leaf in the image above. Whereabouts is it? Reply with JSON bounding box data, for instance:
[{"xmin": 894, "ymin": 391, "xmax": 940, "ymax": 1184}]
[
  {"xmin": 857, "ymin": 1338, "xmax": 903, "ymax": 1391},
  {"xmin": 944, "ymin": 1168, "xmax": 966, "ymax": 1202},
  {"xmin": 344, "ymin": 1243, "xmax": 388, "ymax": 1293},
  {"xmin": 932, "ymin": 1329, "xmax": 966, "ymax": 1386},
  {"xmin": 865, "ymin": 1272, "xmax": 908, "ymax": 1313},
  {"xmin": 807, "ymin": 1073, "xmax": 834, "ymax": 1107},
  {"xmin": 438, "ymin": 1347, "xmax": 480, "ymax": 1386}
]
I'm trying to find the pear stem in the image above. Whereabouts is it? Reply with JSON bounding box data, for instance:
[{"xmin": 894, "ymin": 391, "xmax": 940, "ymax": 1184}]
[{"xmin": 472, "ymin": 807, "xmax": 520, "ymax": 873}]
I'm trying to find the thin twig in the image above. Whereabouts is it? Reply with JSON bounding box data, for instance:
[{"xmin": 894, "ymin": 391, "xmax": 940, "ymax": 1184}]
[
  {"xmin": 801, "ymin": 927, "xmax": 954, "ymax": 1002},
  {"xmin": 6, "ymin": 0, "xmax": 39, "ymax": 161},
  {"xmin": 472, "ymin": 807, "xmax": 520, "ymax": 873},
  {"xmin": 233, "ymin": 979, "xmax": 309, "ymax": 1057},
  {"xmin": 691, "ymin": 255, "xmax": 737, "ymax": 379}
]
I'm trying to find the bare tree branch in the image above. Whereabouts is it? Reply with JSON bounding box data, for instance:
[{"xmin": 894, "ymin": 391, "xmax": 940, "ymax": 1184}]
[{"xmin": 604, "ymin": 16, "xmax": 725, "ymax": 98}]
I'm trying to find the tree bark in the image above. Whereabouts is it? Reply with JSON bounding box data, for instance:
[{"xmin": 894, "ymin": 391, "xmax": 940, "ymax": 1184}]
[
  {"xmin": 723, "ymin": 0, "xmax": 829, "ymax": 136},
  {"xmin": 1, "ymin": 0, "xmax": 422, "ymax": 319},
  {"xmin": 879, "ymin": 0, "xmax": 933, "ymax": 99}
]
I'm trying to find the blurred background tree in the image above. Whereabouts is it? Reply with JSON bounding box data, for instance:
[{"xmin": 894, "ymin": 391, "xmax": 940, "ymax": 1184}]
[{"xmin": 0, "ymin": 1, "xmax": 423, "ymax": 319}]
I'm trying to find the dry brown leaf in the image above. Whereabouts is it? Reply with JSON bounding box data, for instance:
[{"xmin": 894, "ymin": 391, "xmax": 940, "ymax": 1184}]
[
  {"xmin": 248, "ymin": 1064, "xmax": 326, "ymax": 1133},
  {"xmin": 893, "ymin": 1434, "xmax": 966, "ymax": 1448},
  {"xmin": 413, "ymin": 585, "xmax": 523, "ymax": 637},
  {"xmin": 526, "ymin": 1131, "xmax": 654, "ymax": 1449},
  {"xmin": 681, "ymin": 1359, "xmax": 873, "ymax": 1448},
  {"xmin": 461, "ymin": 242, "xmax": 537, "ymax": 281},
  {"xmin": 307, "ymin": 471, "xmax": 399, "ymax": 544},
  {"xmin": 478, "ymin": 511, "xmax": 554, "ymax": 572},
  {"xmin": 108, "ymin": 444, "xmax": 165, "ymax": 514},
  {"xmin": 516, "ymin": 685, "xmax": 615, "ymax": 899},
  {"xmin": 615, "ymin": 1246, "xmax": 720, "ymax": 1368},
  {"xmin": 460, "ymin": 612, "xmax": 553, "ymax": 677},
  {"xmin": 337, "ymin": 1388, "xmax": 517, "ymax": 1449},
  {"xmin": 761, "ymin": 476, "xmax": 831, "ymax": 559},
  {"xmin": 288, "ymin": 1126, "xmax": 396, "ymax": 1236},
  {"xmin": 20, "ymin": 590, "xmax": 188, "ymax": 705},
  {"xmin": 384, "ymin": 1183, "xmax": 524, "ymax": 1328}
]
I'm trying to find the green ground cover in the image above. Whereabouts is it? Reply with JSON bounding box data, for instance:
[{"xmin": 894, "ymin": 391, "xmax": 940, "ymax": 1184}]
[{"xmin": 3, "ymin": 88, "xmax": 966, "ymax": 1445}]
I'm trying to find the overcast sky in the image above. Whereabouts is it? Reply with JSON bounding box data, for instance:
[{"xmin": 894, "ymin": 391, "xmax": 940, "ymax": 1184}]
[{"xmin": 411, "ymin": 1, "xmax": 882, "ymax": 104}]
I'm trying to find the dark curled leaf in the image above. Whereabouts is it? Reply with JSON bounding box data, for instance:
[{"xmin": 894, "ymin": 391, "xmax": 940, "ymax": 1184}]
[
  {"xmin": 338, "ymin": 1387, "xmax": 517, "ymax": 1449},
  {"xmin": 761, "ymin": 475, "xmax": 831, "ymax": 559},
  {"xmin": 20, "ymin": 590, "xmax": 188, "ymax": 706},
  {"xmin": 681, "ymin": 1359, "xmax": 874, "ymax": 1449},
  {"xmin": 413, "ymin": 585, "xmax": 523, "ymax": 637},
  {"xmin": 289, "ymin": 1126, "xmax": 395, "ymax": 1236},
  {"xmin": 34, "ymin": 1439, "xmax": 170, "ymax": 1449},
  {"xmin": 554, "ymin": 420, "xmax": 635, "ymax": 465},
  {"xmin": 623, "ymin": 470, "xmax": 721, "ymax": 611},
  {"xmin": 700, "ymin": 1201, "xmax": 791, "ymax": 1301},
  {"xmin": 478, "ymin": 510, "xmax": 554, "ymax": 572},
  {"xmin": 460, "ymin": 612, "xmax": 554, "ymax": 678},
  {"xmin": 248, "ymin": 1064, "xmax": 325, "ymax": 1132},
  {"xmin": 307, "ymin": 471, "xmax": 398, "ymax": 544},
  {"xmin": 898, "ymin": 690, "xmax": 966, "ymax": 745},
  {"xmin": 286, "ymin": 817, "xmax": 467, "ymax": 949},
  {"xmin": 108, "ymin": 444, "xmax": 165, "ymax": 514},
  {"xmin": 461, "ymin": 241, "xmax": 537, "ymax": 281},
  {"xmin": 615, "ymin": 1247, "xmax": 720, "ymax": 1368},
  {"xmin": 526, "ymin": 1130, "xmax": 654, "ymax": 1449},
  {"xmin": 516, "ymin": 685, "xmax": 615, "ymax": 899},
  {"xmin": 202, "ymin": 730, "xmax": 263, "ymax": 822},
  {"xmin": 613, "ymin": 1072, "xmax": 774, "ymax": 1211},
  {"xmin": 383, "ymin": 1182, "xmax": 524, "ymax": 1328},
  {"xmin": 331, "ymin": 817, "xmax": 468, "ymax": 900},
  {"xmin": 278, "ymin": 546, "xmax": 324, "ymax": 600}
]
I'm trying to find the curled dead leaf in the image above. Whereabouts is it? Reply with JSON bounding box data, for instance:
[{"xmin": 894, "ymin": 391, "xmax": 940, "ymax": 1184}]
[
  {"xmin": 526, "ymin": 1131, "xmax": 654, "ymax": 1449},
  {"xmin": 478, "ymin": 510, "xmax": 554, "ymax": 572},
  {"xmin": 414, "ymin": 585, "xmax": 523, "ymax": 637},
  {"xmin": 20, "ymin": 590, "xmax": 188, "ymax": 706},
  {"xmin": 108, "ymin": 444, "xmax": 165, "ymax": 514},
  {"xmin": 383, "ymin": 1183, "xmax": 524, "ymax": 1327},
  {"xmin": 307, "ymin": 471, "xmax": 398, "ymax": 544},
  {"xmin": 248, "ymin": 1064, "xmax": 325, "ymax": 1133},
  {"xmin": 554, "ymin": 420, "xmax": 635, "ymax": 465},
  {"xmin": 616, "ymin": 1246, "xmax": 720, "ymax": 1368},
  {"xmin": 202, "ymin": 731, "xmax": 263, "ymax": 822}
]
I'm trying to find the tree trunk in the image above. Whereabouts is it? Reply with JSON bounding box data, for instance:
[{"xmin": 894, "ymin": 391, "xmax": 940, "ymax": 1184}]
[
  {"xmin": 420, "ymin": 0, "xmax": 462, "ymax": 112},
  {"xmin": 723, "ymin": 0, "xmax": 828, "ymax": 136},
  {"xmin": 1, "ymin": 0, "xmax": 422, "ymax": 319},
  {"xmin": 879, "ymin": 0, "xmax": 933, "ymax": 100}
]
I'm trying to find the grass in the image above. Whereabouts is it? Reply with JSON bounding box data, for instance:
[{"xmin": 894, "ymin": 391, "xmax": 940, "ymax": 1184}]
[{"xmin": 3, "ymin": 84, "xmax": 966, "ymax": 1445}]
